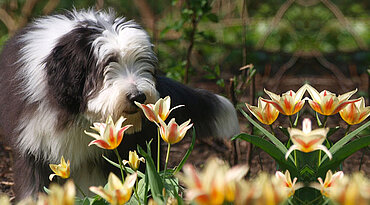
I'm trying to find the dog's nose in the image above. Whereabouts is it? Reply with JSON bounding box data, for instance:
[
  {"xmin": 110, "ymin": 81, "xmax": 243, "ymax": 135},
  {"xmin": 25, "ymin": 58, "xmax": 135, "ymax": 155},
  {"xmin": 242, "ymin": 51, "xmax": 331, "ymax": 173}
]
[{"xmin": 127, "ymin": 91, "xmax": 146, "ymax": 104}]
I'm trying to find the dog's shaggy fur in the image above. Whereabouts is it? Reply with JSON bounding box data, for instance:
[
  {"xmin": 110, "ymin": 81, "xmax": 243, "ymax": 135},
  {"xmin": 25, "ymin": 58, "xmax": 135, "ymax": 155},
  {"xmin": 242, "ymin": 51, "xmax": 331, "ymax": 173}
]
[{"xmin": 0, "ymin": 9, "xmax": 239, "ymax": 200}]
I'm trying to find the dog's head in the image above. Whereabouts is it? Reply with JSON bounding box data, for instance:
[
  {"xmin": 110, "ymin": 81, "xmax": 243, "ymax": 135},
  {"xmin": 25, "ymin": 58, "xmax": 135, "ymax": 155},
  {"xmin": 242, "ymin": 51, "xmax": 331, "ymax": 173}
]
[{"xmin": 22, "ymin": 10, "xmax": 159, "ymax": 132}]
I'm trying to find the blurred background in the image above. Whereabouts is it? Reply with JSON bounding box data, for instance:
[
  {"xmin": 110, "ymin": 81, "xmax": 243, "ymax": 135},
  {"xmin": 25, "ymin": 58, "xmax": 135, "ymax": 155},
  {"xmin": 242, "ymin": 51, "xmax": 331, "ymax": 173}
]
[{"xmin": 0, "ymin": 0, "xmax": 368, "ymax": 197}]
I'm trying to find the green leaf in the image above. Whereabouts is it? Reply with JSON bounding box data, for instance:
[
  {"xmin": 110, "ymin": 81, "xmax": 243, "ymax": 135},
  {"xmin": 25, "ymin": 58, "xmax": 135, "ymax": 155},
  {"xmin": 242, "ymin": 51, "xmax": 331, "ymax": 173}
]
[
  {"xmin": 232, "ymin": 133, "xmax": 298, "ymax": 176},
  {"xmin": 318, "ymin": 135, "xmax": 370, "ymax": 176},
  {"xmin": 173, "ymin": 128, "xmax": 196, "ymax": 175},
  {"xmin": 101, "ymin": 155, "xmax": 145, "ymax": 178},
  {"xmin": 238, "ymin": 107, "xmax": 294, "ymax": 163},
  {"xmin": 137, "ymin": 143, "xmax": 164, "ymax": 204},
  {"xmin": 321, "ymin": 120, "xmax": 370, "ymax": 164},
  {"xmin": 315, "ymin": 112, "xmax": 322, "ymax": 127},
  {"xmin": 293, "ymin": 112, "xmax": 300, "ymax": 127},
  {"xmin": 206, "ymin": 13, "xmax": 219, "ymax": 22}
]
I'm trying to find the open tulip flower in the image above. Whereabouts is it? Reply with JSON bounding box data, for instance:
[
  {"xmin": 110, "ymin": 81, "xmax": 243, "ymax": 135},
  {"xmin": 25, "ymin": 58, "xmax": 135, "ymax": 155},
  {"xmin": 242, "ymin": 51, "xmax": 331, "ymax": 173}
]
[
  {"xmin": 85, "ymin": 116, "xmax": 132, "ymax": 150},
  {"xmin": 49, "ymin": 156, "xmax": 70, "ymax": 181},
  {"xmin": 135, "ymin": 96, "xmax": 184, "ymax": 125},
  {"xmin": 262, "ymin": 84, "xmax": 307, "ymax": 115},
  {"xmin": 275, "ymin": 170, "xmax": 302, "ymax": 197},
  {"xmin": 306, "ymin": 85, "xmax": 359, "ymax": 116},
  {"xmin": 159, "ymin": 118, "xmax": 193, "ymax": 144},
  {"xmin": 90, "ymin": 172, "xmax": 137, "ymax": 205},
  {"xmin": 178, "ymin": 159, "xmax": 248, "ymax": 205},
  {"xmin": 339, "ymin": 97, "xmax": 370, "ymax": 125},
  {"xmin": 313, "ymin": 170, "xmax": 344, "ymax": 197},
  {"xmin": 246, "ymin": 97, "xmax": 279, "ymax": 125},
  {"xmin": 123, "ymin": 150, "xmax": 145, "ymax": 171},
  {"xmin": 285, "ymin": 118, "xmax": 331, "ymax": 159}
]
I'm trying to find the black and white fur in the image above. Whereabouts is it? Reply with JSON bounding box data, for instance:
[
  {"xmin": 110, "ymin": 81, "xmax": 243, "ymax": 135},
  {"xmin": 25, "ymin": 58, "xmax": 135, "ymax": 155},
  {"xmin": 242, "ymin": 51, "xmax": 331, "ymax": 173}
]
[{"xmin": 0, "ymin": 9, "xmax": 239, "ymax": 200}]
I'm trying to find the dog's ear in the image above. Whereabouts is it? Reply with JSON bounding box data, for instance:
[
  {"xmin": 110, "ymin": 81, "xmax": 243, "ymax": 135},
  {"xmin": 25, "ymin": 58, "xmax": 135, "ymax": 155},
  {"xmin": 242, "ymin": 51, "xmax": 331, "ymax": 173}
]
[{"xmin": 44, "ymin": 27, "xmax": 99, "ymax": 114}]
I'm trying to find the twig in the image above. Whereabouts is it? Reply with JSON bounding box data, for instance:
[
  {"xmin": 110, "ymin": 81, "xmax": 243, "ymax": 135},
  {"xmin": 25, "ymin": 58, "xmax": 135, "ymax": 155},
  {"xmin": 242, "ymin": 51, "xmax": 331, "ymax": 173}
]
[{"xmin": 256, "ymin": 0, "xmax": 295, "ymax": 49}]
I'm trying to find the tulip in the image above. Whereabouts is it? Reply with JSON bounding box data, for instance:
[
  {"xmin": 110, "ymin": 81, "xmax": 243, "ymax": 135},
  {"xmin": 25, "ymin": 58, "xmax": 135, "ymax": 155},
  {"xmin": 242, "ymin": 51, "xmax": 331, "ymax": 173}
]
[
  {"xmin": 263, "ymin": 84, "xmax": 307, "ymax": 116},
  {"xmin": 159, "ymin": 118, "xmax": 193, "ymax": 145},
  {"xmin": 134, "ymin": 96, "xmax": 184, "ymax": 125},
  {"xmin": 330, "ymin": 172, "xmax": 370, "ymax": 205},
  {"xmin": 275, "ymin": 170, "xmax": 302, "ymax": 197},
  {"xmin": 246, "ymin": 97, "xmax": 279, "ymax": 125},
  {"xmin": 90, "ymin": 172, "xmax": 137, "ymax": 205},
  {"xmin": 85, "ymin": 116, "xmax": 132, "ymax": 150},
  {"xmin": 306, "ymin": 85, "xmax": 359, "ymax": 116},
  {"xmin": 49, "ymin": 156, "xmax": 70, "ymax": 181},
  {"xmin": 123, "ymin": 150, "xmax": 145, "ymax": 171},
  {"xmin": 339, "ymin": 97, "xmax": 370, "ymax": 125},
  {"xmin": 47, "ymin": 180, "xmax": 76, "ymax": 205},
  {"xmin": 313, "ymin": 170, "xmax": 344, "ymax": 197},
  {"xmin": 178, "ymin": 158, "xmax": 248, "ymax": 205},
  {"xmin": 285, "ymin": 118, "xmax": 331, "ymax": 159}
]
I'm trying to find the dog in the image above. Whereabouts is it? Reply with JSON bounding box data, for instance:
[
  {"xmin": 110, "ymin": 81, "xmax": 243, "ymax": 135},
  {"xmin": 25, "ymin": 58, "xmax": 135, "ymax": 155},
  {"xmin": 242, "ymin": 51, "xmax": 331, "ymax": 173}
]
[{"xmin": 0, "ymin": 9, "xmax": 239, "ymax": 200}]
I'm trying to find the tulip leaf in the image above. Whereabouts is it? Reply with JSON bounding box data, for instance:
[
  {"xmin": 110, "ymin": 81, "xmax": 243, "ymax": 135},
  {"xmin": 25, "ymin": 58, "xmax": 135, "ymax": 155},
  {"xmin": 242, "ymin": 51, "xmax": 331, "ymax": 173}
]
[
  {"xmin": 173, "ymin": 128, "xmax": 196, "ymax": 175},
  {"xmin": 318, "ymin": 135, "xmax": 370, "ymax": 177},
  {"xmin": 293, "ymin": 112, "xmax": 300, "ymax": 127},
  {"xmin": 137, "ymin": 143, "xmax": 164, "ymax": 204},
  {"xmin": 239, "ymin": 108, "xmax": 295, "ymax": 163},
  {"xmin": 315, "ymin": 112, "xmax": 322, "ymax": 127},
  {"xmin": 320, "ymin": 120, "xmax": 370, "ymax": 164},
  {"xmin": 232, "ymin": 133, "xmax": 298, "ymax": 177}
]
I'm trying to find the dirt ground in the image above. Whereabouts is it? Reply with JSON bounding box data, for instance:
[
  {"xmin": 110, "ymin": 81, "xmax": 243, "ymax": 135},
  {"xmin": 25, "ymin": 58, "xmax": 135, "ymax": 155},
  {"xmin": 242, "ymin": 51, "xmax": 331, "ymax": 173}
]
[{"xmin": 0, "ymin": 73, "xmax": 369, "ymax": 200}]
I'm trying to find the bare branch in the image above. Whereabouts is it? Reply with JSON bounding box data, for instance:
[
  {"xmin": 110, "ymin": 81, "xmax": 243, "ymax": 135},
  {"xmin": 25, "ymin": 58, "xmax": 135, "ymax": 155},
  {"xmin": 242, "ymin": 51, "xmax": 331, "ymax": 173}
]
[
  {"xmin": 43, "ymin": 0, "xmax": 60, "ymax": 15},
  {"xmin": 0, "ymin": 8, "xmax": 17, "ymax": 34},
  {"xmin": 256, "ymin": 0, "xmax": 295, "ymax": 49},
  {"xmin": 321, "ymin": 0, "xmax": 367, "ymax": 50}
]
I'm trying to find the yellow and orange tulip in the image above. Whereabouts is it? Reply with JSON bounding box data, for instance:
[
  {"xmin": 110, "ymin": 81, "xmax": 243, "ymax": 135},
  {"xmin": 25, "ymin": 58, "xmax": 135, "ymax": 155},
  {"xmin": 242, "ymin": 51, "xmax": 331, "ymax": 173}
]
[
  {"xmin": 178, "ymin": 159, "xmax": 248, "ymax": 205},
  {"xmin": 49, "ymin": 156, "xmax": 70, "ymax": 181},
  {"xmin": 263, "ymin": 84, "xmax": 307, "ymax": 116},
  {"xmin": 159, "ymin": 118, "xmax": 193, "ymax": 145},
  {"xmin": 123, "ymin": 150, "xmax": 145, "ymax": 171},
  {"xmin": 339, "ymin": 97, "xmax": 370, "ymax": 125},
  {"xmin": 85, "ymin": 116, "xmax": 132, "ymax": 150},
  {"xmin": 286, "ymin": 118, "xmax": 331, "ymax": 159},
  {"xmin": 306, "ymin": 85, "xmax": 359, "ymax": 116},
  {"xmin": 314, "ymin": 170, "xmax": 344, "ymax": 197},
  {"xmin": 90, "ymin": 172, "xmax": 137, "ymax": 205},
  {"xmin": 246, "ymin": 97, "xmax": 279, "ymax": 125},
  {"xmin": 135, "ymin": 96, "xmax": 184, "ymax": 125},
  {"xmin": 275, "ymin": 170, "xmax": 302, "ymax": 197}
]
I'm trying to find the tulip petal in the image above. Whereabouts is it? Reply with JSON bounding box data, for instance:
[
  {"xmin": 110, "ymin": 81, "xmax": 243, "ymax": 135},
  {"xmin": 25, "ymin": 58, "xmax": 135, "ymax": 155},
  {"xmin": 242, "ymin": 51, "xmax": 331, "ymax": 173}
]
[
  {"xmin": 88, "ymin": 139, "xmax": 112, "ymax": 149},
  {"xmin": 332, "ymin": 98, "xmax": 361, "ymax": 115},
  {"xmin": 264, "ymin": 88, "xmax": 281, "ymax": 103},
  {"xmin": 285, "ymin": 145, "xmax": 298, "ymax": 159},
  {"xmin": 338, "ymin": 89, "xmax": 357, "ymax": 102},
  {"xmin": 306, "ymin": 85, "xmax": 322, "ymax": 104},
  {"xmin": 316, "ymin": 144, "xmax": 332, "ymax": 159}
]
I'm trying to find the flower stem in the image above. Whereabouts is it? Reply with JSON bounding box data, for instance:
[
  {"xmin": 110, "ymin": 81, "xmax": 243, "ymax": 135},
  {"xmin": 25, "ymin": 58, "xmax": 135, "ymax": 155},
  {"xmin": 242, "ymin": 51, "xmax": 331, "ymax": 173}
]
[
  {"xmin": 75, "ymin": 183, "xmax": 86, "ymax": 198},
  {"xmin": 114, "ymin": 148, "xmax": 126, "ymax": 183},
  {"xmin": 157, "ymin": 128, "xmax": 161, "ymax": 172},
  {"xmin": 269, "ymin": 124, "xmax": 275, "ymax": 136},
  {"xmin": 318, "ymin": 150, "xmax": 322, "ymax": 166},
  {"xmin": 322, "ymin": 115, "xmax": 328, "ymax": 128},
  {"xmin": 133, "ymin": 175, "xmax": 142, "ymax": 205},
  {"xmin": 288, "ymin": 115, "xmax": 293, "ymax": 127},
  {"xmin": 164, "ymin": 143, "xmax": 171, "ymax": 174},
  {"xmin": 345, "ymin": 124, "xmax": 351, "ymax": 135},
  {"xmin": 294, "ymin": 150, "xmax": 297, "ymax": 167}
]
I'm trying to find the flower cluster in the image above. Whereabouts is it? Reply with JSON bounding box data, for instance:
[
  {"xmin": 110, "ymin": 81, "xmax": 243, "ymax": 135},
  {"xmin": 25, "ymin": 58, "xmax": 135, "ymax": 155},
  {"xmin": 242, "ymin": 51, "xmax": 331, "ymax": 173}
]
[
  {"xmin": 178, "ymin": 158, "xmax": 302, "ymax": 205},
  {"xmin": 90, "ymin": 172, "xmax": 137, "ymax": 205},
  {"xmin": 246, "ymin": 84, "xmax": 368, "ymax": 125},
  {"xmin": 311, "ymin": 171, "xmax": 370, "ymax": 205}
]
